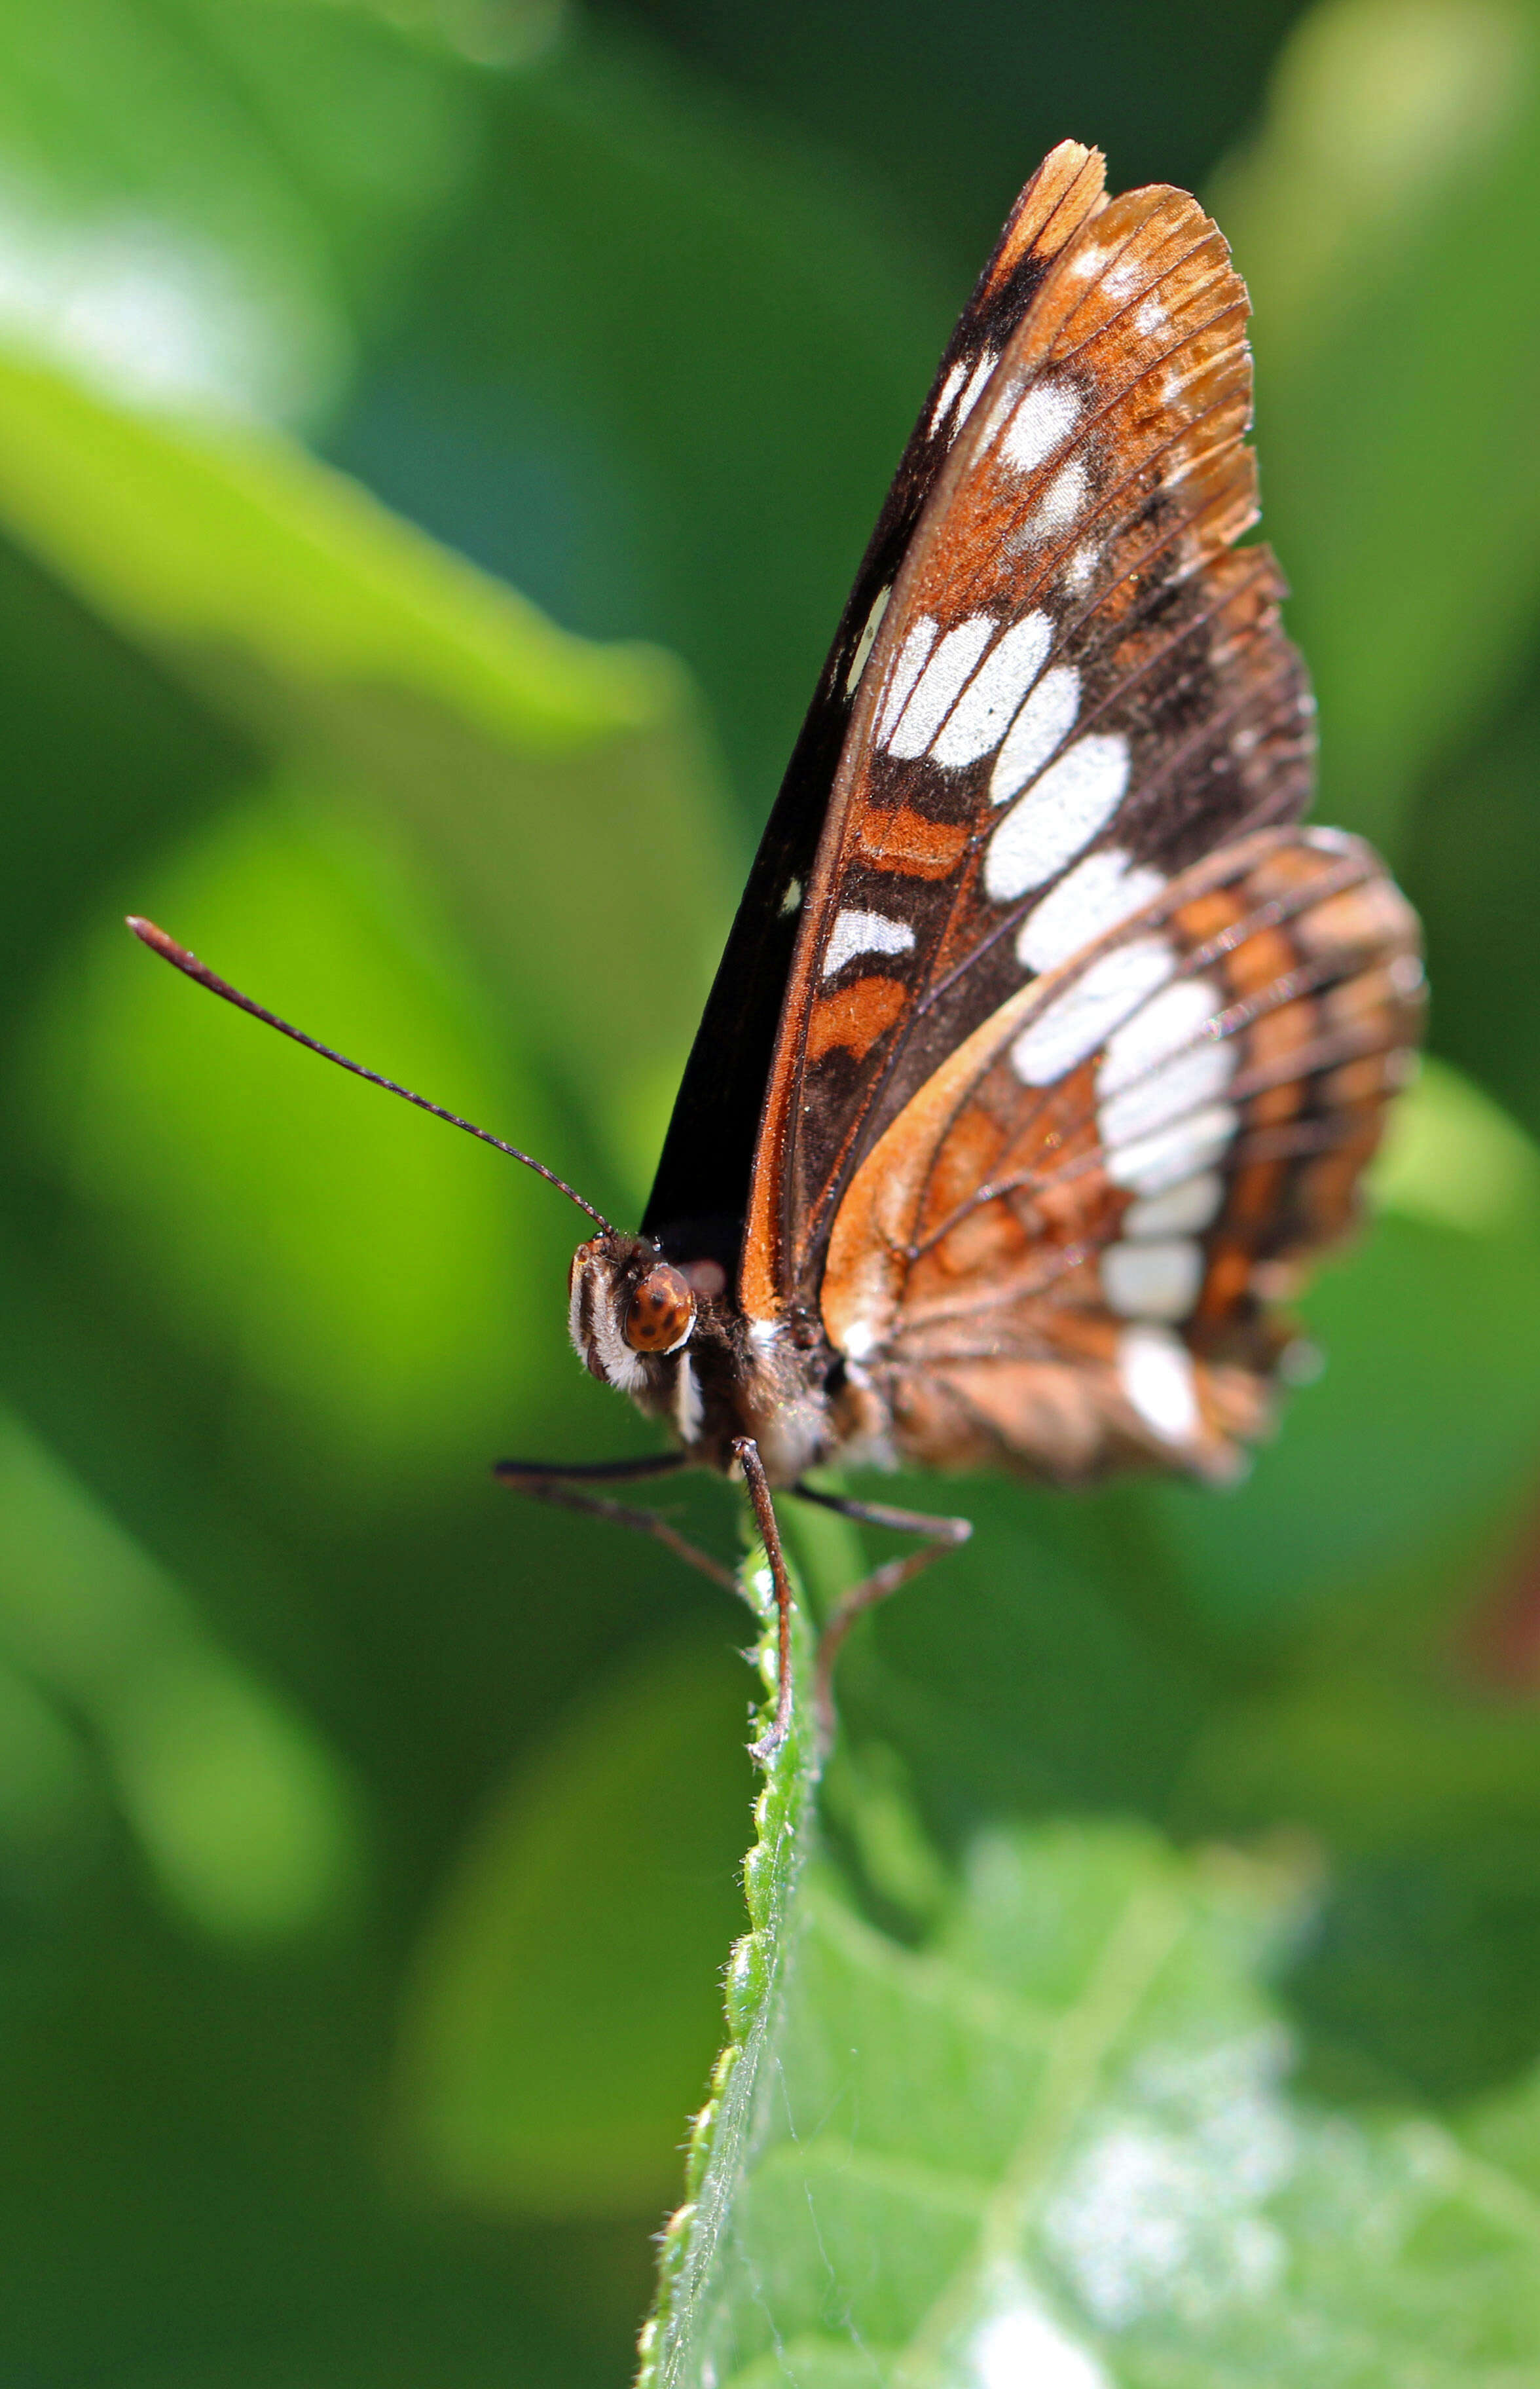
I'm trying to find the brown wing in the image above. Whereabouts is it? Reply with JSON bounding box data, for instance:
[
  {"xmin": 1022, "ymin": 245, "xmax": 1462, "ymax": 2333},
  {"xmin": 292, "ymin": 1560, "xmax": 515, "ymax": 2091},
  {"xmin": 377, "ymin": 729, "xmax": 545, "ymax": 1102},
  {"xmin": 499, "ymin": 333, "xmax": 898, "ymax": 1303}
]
[
  {"xmin": 741, "ymin": 172, "xmax": 1315, "ymax": 1321},
  {"xmin": 642, "ymin": 140, "xmax": 1109, "ymax": 1261},
  {"xmin": 821, "ymin": 830, "xmax": 1424, "ymax": 1482}
]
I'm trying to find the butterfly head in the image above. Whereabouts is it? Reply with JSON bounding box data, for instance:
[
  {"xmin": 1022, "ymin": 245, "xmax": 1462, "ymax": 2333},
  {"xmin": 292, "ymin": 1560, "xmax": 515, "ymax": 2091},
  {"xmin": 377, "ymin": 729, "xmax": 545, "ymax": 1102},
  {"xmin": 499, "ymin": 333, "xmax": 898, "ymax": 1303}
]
[{"xmin": 567, "ymin": 1232, "xmax": 704, "ymax": 1395}]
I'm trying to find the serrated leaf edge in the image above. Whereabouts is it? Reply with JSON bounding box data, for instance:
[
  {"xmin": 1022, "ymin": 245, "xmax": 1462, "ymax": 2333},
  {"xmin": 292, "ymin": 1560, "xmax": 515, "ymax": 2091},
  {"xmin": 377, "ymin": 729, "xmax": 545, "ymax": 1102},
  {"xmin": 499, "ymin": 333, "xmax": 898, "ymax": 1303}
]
[{"xmin": 636, "ymin": 1556, "xmax": 816, "ymax": 2388}]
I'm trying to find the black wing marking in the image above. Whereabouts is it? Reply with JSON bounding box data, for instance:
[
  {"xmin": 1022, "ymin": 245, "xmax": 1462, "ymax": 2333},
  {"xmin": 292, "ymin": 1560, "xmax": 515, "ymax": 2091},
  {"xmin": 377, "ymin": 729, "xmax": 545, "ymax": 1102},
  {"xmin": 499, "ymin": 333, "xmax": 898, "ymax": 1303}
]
[{"xmin": 641, "ymin": 141, "xmax": 1110, "ymax": 1264}]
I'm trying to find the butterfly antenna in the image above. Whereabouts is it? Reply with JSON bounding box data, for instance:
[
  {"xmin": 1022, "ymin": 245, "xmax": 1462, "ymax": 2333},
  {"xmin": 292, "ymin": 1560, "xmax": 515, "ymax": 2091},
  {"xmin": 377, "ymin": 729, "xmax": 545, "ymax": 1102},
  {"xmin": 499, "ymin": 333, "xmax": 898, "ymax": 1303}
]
[{"xmin": 126, "ymin": 917, "xmax": 617, "ymax": 1236}]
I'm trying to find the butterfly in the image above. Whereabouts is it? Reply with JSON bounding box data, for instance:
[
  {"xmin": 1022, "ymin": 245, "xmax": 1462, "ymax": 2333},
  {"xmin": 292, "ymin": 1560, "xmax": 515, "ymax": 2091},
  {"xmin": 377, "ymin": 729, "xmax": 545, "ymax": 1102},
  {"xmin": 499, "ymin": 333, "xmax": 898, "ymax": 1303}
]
[{"xmin": 131, "ymin": 141, "xmax": 1423, "ymax": 1762}]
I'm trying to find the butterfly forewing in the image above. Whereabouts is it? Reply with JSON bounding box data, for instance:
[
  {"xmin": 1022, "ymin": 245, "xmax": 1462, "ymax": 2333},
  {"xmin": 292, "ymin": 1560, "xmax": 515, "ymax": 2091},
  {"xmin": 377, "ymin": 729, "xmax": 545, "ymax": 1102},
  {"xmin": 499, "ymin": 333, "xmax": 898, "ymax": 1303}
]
[
  {"xmin": 642, "ymin": 141, "xmax": 1109, "ymax": 1263},
  {"xmin": 741, "ymin": 179, "xmax": 1317, "ymax": 1320},
  {"xmin": 820, "ymin": 828, "xmax": 1423, "ymax": 1480}
]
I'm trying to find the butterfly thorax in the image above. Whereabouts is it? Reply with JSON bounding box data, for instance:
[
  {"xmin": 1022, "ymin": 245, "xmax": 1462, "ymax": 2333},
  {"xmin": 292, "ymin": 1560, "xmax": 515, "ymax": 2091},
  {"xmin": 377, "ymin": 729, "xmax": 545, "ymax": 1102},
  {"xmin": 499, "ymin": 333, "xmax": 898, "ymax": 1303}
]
[{"xmin": 568, "ymin": 1232, "xmax": 845, "ymax": 1485}]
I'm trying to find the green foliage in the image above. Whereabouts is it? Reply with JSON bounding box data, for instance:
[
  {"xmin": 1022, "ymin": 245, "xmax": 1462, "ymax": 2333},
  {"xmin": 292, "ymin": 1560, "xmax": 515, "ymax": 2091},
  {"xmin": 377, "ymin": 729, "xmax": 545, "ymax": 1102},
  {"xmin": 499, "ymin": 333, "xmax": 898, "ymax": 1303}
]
[
  {"xmin": 0, "ymin": 0, "xmax": 505, "ymax": 417},
  {"xmin": 1, "ymin": 0, "xmax": 1539, "ymax": 2383},
  {"xmin": 0, "ymin": 1409, "xmax": 363, "ymax": 1935},
  {"xmin": 396, "ymin": 1634, "xmax": 757, "ymax": 2215},
  {"xmin": 1215, "ymin": 0, "xmax": 1540, "ymax": 853},
  {"xmin": 675, "ymin": 1827, "xmax": 1540, "ymax": 2385},
  {"xmin": 637, "ymin": 1561, "xmax": 817, "ymax": 2389}
]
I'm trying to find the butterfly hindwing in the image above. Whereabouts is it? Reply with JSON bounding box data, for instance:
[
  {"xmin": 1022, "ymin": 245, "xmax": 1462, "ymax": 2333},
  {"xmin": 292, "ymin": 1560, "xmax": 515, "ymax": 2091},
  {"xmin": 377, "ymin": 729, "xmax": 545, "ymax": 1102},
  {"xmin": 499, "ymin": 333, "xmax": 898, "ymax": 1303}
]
[
  {"xmin": 820, "ymin": 828, "xmax": 1423, "ymax": 1481},
  {"xmin": 741, "ymin": 178, "xmax": 1316, "ymax": 1319}
]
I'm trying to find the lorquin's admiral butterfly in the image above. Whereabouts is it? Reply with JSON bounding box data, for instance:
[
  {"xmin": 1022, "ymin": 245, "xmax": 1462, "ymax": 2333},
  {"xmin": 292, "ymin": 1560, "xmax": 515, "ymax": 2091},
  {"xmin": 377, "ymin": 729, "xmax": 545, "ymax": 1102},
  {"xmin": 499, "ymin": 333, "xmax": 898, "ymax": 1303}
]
[{"xmin": 130, "ymin": 141, "xmax": 1423, "ymax": 1761}]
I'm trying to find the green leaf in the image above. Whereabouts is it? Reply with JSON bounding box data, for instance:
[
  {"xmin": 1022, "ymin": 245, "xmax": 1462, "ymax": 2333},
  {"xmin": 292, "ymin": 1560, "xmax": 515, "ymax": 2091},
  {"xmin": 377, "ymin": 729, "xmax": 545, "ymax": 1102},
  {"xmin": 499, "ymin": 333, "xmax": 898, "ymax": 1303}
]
[
  {"xmin": 0, "ymin": 341, "xmax": 733, "ymax": 1206},
  {"xmin": 393, "ymin": 1632, "xmax": 759, "ymax": 2219},
  {"xmin": 1152, "ymin": 1158, "xmax": 1540, "ymax": 1650},
  {"xmin": 392, "ymin": 1536, "xmax": 819, "ymax": 2249},
  {"xmin": 370, "ymin": 24, "xmax": 954, "ymax": 815},
  {"xmin": 24, "ymin": 788, "xmax": 559, "ymax": 1481},
  {"xmin": 648, "ymin": 1076, "xmax": 1540, "ymax": 2373},
  {"xmin": 659, "ymin": 1819, "xmax": 1540, "ymax": 2387},
  {"xmin": 638, "ymin": 1551, "xmax": 818, "ymax": 2384},
  {"xmin": 1399, "ymin": 672, "xmax": 1540, "ymax": 1147},
  {"xmin": 1370, "ymin": 1054, "xmax": 1540, "ymax": 1238},
  {"xmin": 0, "ymin": 1406, "xmax": 364, "ymax": 1938},
  {"xmin": 0, "ymin": 0, "xmax": 502, "ymax": 420},
  {"xmin": 1213, "ymin": 0, "xmax": 1540, "ymax": 850}
]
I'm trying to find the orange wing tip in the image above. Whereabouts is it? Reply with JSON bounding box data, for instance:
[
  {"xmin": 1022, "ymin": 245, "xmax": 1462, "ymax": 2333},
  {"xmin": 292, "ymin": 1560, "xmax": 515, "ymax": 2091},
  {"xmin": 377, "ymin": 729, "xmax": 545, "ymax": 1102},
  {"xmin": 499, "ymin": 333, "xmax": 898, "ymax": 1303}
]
[{"xmin": 984, "ymin": 140, "xmax": 1108, "ymax": 295}]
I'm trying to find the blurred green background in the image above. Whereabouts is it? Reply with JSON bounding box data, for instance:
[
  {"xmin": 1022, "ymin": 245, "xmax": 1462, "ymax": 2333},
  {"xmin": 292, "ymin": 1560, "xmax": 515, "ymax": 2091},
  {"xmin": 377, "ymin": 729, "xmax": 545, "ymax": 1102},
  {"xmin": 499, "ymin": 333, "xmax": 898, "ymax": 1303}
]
[{"xmin": 3, "ymin": 0, "xmax": 1540, "ymax": 2380}]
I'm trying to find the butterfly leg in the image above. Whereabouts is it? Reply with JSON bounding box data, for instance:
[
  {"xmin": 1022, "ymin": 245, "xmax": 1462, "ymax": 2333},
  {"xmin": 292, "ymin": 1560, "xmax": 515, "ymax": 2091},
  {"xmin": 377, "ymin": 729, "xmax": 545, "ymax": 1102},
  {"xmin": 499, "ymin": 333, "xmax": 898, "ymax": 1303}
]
[
  {"xmin": 792, "ymin": 1484, "xmax": 973, "ymax": 1748},
  {"xmin": 730, "ymin": 1437, "xmax": 798, "ymax": 1766},
  {"xmin": 492, "ymin": 1451, "xmax": 741, "ymax": 1596}
]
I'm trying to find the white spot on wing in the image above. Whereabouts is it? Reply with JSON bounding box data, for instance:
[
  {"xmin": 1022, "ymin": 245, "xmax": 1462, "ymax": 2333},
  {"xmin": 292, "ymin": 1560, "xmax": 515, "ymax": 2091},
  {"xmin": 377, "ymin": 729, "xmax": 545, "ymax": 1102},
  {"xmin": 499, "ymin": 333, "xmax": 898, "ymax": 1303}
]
[
  {"xmin": 1102, "ymin": 255, "xmax": 1145, "ymax": 300},
  {"xmin": 929, "ymin": 611, "xmax": 1052, "ymax": 768},
  {"xmin": 1107, "ymin": 1107, "xmax": 1238, "ymax": 1196},
  {"xmin": 1000, "ymin": 379, "xmax": 1082, "ymax": 475},
  {"xmin": 1010, "ymin": 937, "xmax": 1174, "ymax": 1085},
  {"xmin": 822, "ymin": 906, "xmax": 915, "ymax": 979},
  {"xmin": 1063, "ymin": 540, "xmax": 1101, "ymax": 594},
  {"xmin": 844, "ymin": 583, "xmax": 891, "ymax": 695},
  {"xmin": 1120, "ymin": 1324, "xmax": 1200, "ymax": 1441},
  {"xmin": 989, "ymin": 666, "xmax": 1082, "ymax": 806},
  {"xmin": 1135, "ymin": 293, "xmax": 1167, "ymax": 337},
  {"xmin": 1124, "ymin": 1170, "xmax": 1224, "ymax": 1238},
  {"xmin": 887, "ymin": 613, "xmax": 997, "ymax": 758},
  {"xmin": 1103, "ymin": 1236, "xmax": 1204, "ymax": 1322},
  {"xmin": 1016, "ymin": 848, "xmax": 1165, "ymax": 972},
  {"xmin": 779, "ymin": 876, "xmax": 802, "ymax": 916},
  {"xmin": 952, "ymin": 348, "xmax": 997, "ymax": 433},
  {"xmin": 985, "ymin": 733, "xmax": 1130, "ymax": 900},
  {"xmin": 1097, "ymin": 979, "xmax": 1236, "ymax": 1147},
  {"xmin": 876, "ymin": 616, "xmax": 938, "ymax": 742},
  {"xmin": 929, "ymin": 357, "xmax": 967, "ymax": 434},
  {"xmin": 1021, "ymin": 455, "xmax": 1090, "ymax": 542}
]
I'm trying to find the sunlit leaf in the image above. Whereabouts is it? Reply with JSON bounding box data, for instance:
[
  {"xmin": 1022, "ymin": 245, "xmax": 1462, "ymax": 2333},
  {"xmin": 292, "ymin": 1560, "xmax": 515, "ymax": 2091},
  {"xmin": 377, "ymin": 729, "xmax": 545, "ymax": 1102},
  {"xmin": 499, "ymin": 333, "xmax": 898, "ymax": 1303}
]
[
  {"xmin": 0, "ymin": 341, "xmax": 733, "ymax": 1207},
  {"xmin": 24, "ymin": 788, "xmax": 553, "ymax": 1479},
  {"xmin": 1370, "ymin": 1054, "xmax": 1540, "ymax": 1237},
  {"xmin": 1213, "ymin": 0, "xmax": 1540, "ymax": 849},
  {"xmin": 0, "ymin": 1408, "xmax": 364, "ymax": 1937},
  {"xmin": 0, "ymin": 0, "xmax": 490, "ymax": 419},
  {"xmin": 1153, "ymin": 1194, "xmax": 1540, "ymax": 1647},
  {"xmin": 639, "ymin": 1556, "xmax": 817, "ymax": 2383},
  {"xmin": 661, "ymin": 1820, "xmax": 1540, "ymax": 2387},
  {"xmin": 355, "ymin": 28, "xmax": 952, "ymax": 817}
]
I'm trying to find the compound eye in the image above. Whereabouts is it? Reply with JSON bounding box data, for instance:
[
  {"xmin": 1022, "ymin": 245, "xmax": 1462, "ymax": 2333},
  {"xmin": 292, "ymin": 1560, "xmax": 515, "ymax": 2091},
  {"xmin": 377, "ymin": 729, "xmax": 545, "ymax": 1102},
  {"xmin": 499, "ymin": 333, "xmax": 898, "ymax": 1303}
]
[{"xmin": 623, "ymin": 1263, "xmax": 695, "ymax": 1354}]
